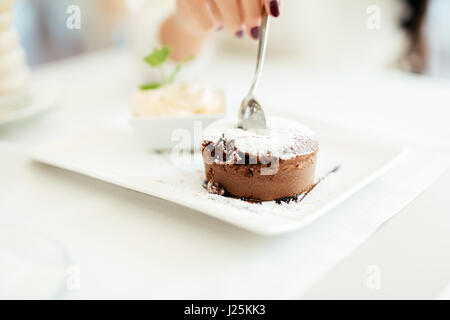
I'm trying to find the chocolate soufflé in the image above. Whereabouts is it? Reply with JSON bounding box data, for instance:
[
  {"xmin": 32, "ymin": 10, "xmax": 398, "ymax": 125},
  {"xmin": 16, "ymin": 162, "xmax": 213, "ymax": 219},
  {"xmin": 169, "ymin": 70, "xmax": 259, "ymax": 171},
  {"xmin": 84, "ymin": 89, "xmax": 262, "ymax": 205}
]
[{"xmin": 201, "ymin": 117, "xmax": 319, "ymax": 201}]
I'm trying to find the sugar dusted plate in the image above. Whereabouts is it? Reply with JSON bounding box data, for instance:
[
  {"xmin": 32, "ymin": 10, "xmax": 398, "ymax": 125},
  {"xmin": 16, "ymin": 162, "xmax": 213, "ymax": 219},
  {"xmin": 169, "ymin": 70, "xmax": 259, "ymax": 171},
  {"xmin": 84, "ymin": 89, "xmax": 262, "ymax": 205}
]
[{"xmin": 31, "ymin": 115, "xmax": 407, "ymax": 235}]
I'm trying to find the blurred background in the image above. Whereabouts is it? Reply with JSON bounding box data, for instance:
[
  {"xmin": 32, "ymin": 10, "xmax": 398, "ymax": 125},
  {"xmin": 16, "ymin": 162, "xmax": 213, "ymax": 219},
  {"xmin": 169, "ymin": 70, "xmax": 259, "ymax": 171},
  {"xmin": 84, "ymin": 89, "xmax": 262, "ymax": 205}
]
[{"xmin": 12, "ymin": 0, "xmax": 450, "ymax": 78}]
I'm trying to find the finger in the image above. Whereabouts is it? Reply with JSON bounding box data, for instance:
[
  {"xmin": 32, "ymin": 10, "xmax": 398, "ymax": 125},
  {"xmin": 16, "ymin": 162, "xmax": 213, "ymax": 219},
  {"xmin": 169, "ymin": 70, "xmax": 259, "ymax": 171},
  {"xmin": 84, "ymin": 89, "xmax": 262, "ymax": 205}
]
[
  {"xmin": 264, "ymin": 0, "xmax": 281, "ymax": 18},
  {"xmin": 176, "ymin": 0, "xmax": 198, "ymax": 31},
  {"xmin": 189, "ymin": 0, "xmax": 217, "ymax": 31},
  {"xmin": 214, "ymin": 0, "xmax": 244, "ymax": 37},
  {"xmin": 177, "ymin": 0, "xmax": 216, "ymax": 32},
  {"xmin": 240, "ymin": 0, "xmax": 263, "ymax": 39},
  {"xmin": 207, "ymin": 0, "xmax": 223, "ymax": 28}
]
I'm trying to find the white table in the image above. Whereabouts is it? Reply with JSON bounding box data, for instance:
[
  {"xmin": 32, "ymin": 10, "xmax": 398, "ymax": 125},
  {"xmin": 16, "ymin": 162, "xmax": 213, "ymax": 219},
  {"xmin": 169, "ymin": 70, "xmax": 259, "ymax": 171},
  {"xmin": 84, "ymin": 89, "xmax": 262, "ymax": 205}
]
[{"xmin": 1, "ymin": 48, "xmax": 450, "ymax": 299}]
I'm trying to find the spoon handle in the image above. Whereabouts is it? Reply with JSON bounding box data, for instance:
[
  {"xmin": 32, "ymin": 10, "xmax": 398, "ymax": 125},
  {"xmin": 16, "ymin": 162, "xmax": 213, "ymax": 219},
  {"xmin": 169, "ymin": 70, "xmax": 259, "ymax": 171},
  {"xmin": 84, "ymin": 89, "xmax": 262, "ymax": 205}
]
[{"xmin": 248, "ymin": 12, "xmax": 270, "ymax": 95}]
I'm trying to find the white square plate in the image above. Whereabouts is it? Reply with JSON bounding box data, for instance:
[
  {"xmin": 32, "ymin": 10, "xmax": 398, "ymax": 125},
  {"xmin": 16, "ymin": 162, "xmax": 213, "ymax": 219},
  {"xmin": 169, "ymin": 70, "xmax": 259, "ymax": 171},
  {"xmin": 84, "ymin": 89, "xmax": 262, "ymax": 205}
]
[{"xmin": 31, "ymin": 115, "xmax": 407, "ymax": 235}]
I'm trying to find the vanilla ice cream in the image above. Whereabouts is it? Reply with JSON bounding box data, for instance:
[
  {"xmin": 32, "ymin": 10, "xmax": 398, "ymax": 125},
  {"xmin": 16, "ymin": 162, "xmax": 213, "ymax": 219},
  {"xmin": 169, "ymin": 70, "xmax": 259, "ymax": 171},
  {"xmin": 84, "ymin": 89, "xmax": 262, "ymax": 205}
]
[{"xmin": 131, "ymin": 82, "xmax": 225, "ymax": 117}]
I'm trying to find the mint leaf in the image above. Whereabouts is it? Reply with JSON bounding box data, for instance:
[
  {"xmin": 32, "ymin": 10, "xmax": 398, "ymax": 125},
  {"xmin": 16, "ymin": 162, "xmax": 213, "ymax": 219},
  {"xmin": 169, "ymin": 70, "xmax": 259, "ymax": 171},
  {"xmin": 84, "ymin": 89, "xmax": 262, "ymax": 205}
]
[
  {"xmin": 167, "ymin": 55, "xmax": 195, "ymax": 84},
  {"xmin": 140, "ymin": 82, "xmax": 163, "ymax": 91},
  {"xmin": 143, "ymin": 46, "xmax": 171, "ymax": 67},
  {"xmin": 140, "ymin": 47, "xmax": 194, "ymax": 90},
  {"xmin": 167, "ymin": 64, "xmax": 182, "ymax": 85}
]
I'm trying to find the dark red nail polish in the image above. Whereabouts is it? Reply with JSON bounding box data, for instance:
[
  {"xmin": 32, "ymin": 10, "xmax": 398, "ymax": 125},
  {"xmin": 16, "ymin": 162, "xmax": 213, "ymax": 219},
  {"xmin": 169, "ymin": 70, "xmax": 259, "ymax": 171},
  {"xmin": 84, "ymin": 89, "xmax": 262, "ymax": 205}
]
[
  {"xmin": 250, "ymin": 26, "xmax": 260, "ymax": 40},
  {"xmin": 235, "ymin": 30, "xmax": 244, "ymax": 38},
  {"xmin": 270, "ymin": 0, "xmax": 280, "ymax": 17}
]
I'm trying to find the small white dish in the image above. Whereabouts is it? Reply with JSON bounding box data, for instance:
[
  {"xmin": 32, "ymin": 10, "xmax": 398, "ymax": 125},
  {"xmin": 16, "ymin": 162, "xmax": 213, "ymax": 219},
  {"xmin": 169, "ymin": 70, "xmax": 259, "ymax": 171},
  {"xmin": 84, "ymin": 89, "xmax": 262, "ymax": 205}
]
[
  {"xmin": 129, "ymin": 83, "xmax": 227, "ymax": 150},
  {"xmin": 129, "ymin": 113, "xmax": 226, "ymax": 151}
]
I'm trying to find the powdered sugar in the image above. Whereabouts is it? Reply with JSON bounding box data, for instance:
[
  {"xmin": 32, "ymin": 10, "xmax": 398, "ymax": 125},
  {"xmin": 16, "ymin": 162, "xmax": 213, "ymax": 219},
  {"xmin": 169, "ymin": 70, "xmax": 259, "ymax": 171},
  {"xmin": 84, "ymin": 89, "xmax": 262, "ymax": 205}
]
[
  {"xmin": 204, "ymin": 188, "xmax": 313, "ymax": 218},
  {"xmin": 202, "ymin": 117, "xmax": 318, "ymax": 161},
  {"xmin": 206, "ymin": 180, "xmax": 225, "ymax": 196}
]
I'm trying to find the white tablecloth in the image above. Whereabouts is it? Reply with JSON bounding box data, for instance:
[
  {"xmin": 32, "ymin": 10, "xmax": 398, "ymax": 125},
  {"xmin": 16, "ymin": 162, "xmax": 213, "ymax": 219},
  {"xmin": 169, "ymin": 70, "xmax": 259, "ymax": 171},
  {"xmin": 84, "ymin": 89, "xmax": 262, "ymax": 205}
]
[{"xmin": 1, "ymin": 48, "xmax": 450, "ymax": 299}]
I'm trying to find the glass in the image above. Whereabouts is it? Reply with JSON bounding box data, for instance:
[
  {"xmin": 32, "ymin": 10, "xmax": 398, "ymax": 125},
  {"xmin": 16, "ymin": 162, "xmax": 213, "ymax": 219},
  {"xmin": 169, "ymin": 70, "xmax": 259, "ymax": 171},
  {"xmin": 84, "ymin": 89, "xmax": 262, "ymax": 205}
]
[{"xmin": 0, "ymin": 224, "xmax": 70, "ymax": 299}]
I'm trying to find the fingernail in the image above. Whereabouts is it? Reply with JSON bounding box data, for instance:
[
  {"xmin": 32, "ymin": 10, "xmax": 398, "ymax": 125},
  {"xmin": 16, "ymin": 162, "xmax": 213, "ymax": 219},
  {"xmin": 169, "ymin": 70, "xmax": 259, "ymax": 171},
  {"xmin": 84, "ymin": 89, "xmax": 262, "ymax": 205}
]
[
  {"xmin": 216, "ymin": 25, "xmax": 223, "ymax": 31},
  {"xmin": 270, "ymin": 0, "xmax": 280, "ymax": 17},
  {"xmin": 250, "ymin": 26, "xmax": 260, "ymax": 40},
  {"xmin": 235, "ymin": 30, "xmax": 244, "ymax": 38}
]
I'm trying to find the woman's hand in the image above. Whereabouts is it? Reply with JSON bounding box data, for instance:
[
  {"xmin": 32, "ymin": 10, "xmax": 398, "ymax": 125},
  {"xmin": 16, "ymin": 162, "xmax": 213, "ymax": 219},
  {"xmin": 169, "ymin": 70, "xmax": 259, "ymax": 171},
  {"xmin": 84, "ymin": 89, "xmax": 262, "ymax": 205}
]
[
  {"xmin": 176, "ymin": 0, "xmax": 282, "ymax": 39},
  {"xmin": 160, "ymin": 0, "xmax": 282, "ymax": 61}
]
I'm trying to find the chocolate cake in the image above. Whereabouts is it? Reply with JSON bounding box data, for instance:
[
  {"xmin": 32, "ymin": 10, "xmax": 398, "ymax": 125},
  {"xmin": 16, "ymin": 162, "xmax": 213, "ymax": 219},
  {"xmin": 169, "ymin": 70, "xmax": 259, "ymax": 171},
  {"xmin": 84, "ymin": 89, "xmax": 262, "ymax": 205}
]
[{"xmin": 201, "ymin": 117, "xmax": 319, "ymax": 201}]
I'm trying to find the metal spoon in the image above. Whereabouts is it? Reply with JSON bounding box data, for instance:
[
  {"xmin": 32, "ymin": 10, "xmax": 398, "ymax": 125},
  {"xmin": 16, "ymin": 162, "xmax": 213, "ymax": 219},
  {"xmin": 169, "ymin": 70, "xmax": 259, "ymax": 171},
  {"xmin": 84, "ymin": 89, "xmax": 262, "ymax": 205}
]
[{"xmin": 238, "ymin": 12, "xmax": 270, "ymax": 131}]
